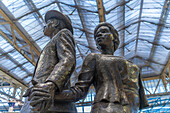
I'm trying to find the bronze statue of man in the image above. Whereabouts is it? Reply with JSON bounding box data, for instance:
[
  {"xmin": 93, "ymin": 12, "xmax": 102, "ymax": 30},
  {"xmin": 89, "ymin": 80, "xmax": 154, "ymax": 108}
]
[
  {"xmin": 54, "ymin": 22, "xmax": 149, "ymax": 113},
  {"xmin": 20, "ymin": 10, "xmax": 77, "ymax": 113}
]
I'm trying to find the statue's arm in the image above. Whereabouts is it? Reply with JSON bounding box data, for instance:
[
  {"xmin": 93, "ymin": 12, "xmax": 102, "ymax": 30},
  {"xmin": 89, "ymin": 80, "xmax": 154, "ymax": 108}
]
[
  {"xmin": 122, "ymin": 61, "xmax": 149, "ymax": 109},
  {"xmin": 55, "ymin": 53, "xmax": 96, "ymax": 102},
  {"xmin": 46, "ymin": 32, "xmax": 76, "ymax": 92}
]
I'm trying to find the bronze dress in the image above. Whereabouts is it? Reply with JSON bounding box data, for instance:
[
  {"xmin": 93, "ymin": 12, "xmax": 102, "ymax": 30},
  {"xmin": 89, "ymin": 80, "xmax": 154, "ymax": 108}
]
[
  {"xmin": 20, "ymin": 29, "xmax": 77, "ymax": 113},
  {"xmin": 56, "ymin": 53, "xmax": 148, "ymax": 113}
]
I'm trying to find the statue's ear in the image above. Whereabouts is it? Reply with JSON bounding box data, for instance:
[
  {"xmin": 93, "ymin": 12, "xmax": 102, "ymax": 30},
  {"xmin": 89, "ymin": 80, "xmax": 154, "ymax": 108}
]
[{"xmin": 53, "ymin": 20, "xmax": 60, "ymax": 28}]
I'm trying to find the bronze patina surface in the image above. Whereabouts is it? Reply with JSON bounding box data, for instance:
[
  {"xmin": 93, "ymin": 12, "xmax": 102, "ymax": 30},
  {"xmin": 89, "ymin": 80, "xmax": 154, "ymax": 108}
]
[
  {"xmin": 55, "ymin": 22, "xmax": 148, "ymax": 113},
  {"xmin": 20, "ymin": 10, "xmax": 77, "ymax": 113}
]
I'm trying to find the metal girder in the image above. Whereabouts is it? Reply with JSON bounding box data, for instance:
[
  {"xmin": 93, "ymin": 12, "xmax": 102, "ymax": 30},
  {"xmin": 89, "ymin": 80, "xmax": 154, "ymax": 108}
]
[
  {"xmin": 141, "ymin": 75, "xmax": 160, "ymax": 81},
  {"xmin": 0, "ymin": 67, "xmax": 28, "ymax": 103},
  {"xmin": 0, "ymin": 48, "xmax": 32, "ymax": 77},
  {"xmin": 147, "ymin": 92, "xmax": 170, "ymax": 97},
  {"xmin": 117, "ymin": 0, "xmax": 125, "ymax": 56},
  {"xmin": 160, "ymin": 59, "xmax": 170, "ymax": 92},
  {"xmin": 142, "ymin": 96, "xmax": 170, "ymax": 112},
  {"xmin": 128, "ymin": 55, "xmax": 165, "ymax": 68},
  {"xmin": 76, "ymin": 41, "xmax": 98, "ymax": 52},
  {"xmin": 23, "ymin": 0, "xmax": 44, "ymax": 25},
  {"xmin": 0, "ymin": 90, "xmax": 23, "ymax": 103},
  {"xmin": 148, "ymin": 0, "xmax": 170, "ymax": 92},
  {"xmin": 55, "ymin": 0, "xmax": 63, "ymax": 13},
  {"xmin": 16, "ymin": 1, "xmax": 97, "ymax": 21},
  {"xmin": 76, "ymin": 44, "xmax": 85, "ymax": 60},
  {"xmin": 73, "ymin": 26, "xmax": 93, "ymax": 34},
  {"xmin": 135, "ymin": 55, "xmax": 165, "ymax": 66},
  {"xmin": 105, "ymin": 0, "xmax": 132, "ymax": 14},
  {"xmin": 149, "ymin": 0, "xmax": 170, "ymax": 60},
  {"xmin": 118, "ymin": 19, "xmax": 170, "ymax": 32},
  {"xmin": 0, "ymin": 1, "xmax": 41, "ymax": 66},
  {"xmin": 135, "ymin": 0, "xmax": 144, "ymax": 55},
  {"xmin": 0, "ymin": 67, "xmax": 28, "ymax": 88},
  {"xmin": 0, "ymin": 29, "xmax": 37, "ymax": 66},
  {"xmin": 74, "ymin": 0, "xmax": 96, "ymax": 53},
  {"xmin": 56, "ymin": 1, "xmax": 98, "ymax": 13},
  {"xmin": 118, "ymin": 37, "xmax": 169, "ymax": 54},
  {"xmin": 96, "ymin": 0, "xmax": 105, "ymax": 22},
  {"xmin": 153, "ymin": 78, "xmax": 161, "ymax": 94},
  {"xmin": 15, "ymin": 1, "xmax": 56, "ymax": 21}
]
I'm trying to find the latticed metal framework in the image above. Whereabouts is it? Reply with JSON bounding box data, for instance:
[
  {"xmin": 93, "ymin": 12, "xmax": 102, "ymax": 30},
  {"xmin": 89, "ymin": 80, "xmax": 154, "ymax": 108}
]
[{"xmin": 0, "ymin": 0, "xmax": 169, "ymax": 112}]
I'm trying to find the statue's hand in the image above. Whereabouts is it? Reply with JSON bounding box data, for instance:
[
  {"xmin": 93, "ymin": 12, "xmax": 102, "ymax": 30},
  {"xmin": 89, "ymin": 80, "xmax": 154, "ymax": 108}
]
[{"xmin": 28, "ymin": 82, "xmax": 56, "ymax": 112}]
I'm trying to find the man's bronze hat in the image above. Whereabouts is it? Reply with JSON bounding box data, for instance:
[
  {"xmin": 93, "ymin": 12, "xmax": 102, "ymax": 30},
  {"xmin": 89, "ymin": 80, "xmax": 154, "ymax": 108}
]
[
  {"xmin": 94, "ymin": 22, "xmax": 120, "ymax": 51},
  {"xmin": 45, "ymin": 10, "xmax": 73, "ymax": 34}
]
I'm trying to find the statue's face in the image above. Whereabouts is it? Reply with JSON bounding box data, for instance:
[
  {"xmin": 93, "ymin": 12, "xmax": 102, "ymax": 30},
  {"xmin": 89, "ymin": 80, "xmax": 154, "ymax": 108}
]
[
  {"xmin": 43, "ymin": 18, "xmax": 59, "ymax": 37},
  {"xmin": 95, "ymin": 26, "xmax": 113, "ymax": 48}
]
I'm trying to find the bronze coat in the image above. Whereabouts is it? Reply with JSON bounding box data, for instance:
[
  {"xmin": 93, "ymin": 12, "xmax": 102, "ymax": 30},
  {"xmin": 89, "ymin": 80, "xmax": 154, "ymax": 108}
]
[
  {"xmin": 56, "ymin": 53, "xmax": 148, "ymax": 113},
  {"xmin": 21, "ymin": 28, "xmax": 77, "ymax": 113}
]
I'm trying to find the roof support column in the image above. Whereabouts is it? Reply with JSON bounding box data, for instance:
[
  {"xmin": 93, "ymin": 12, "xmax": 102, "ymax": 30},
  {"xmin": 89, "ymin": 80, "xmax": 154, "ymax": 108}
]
[
  {"xmin": 135, "ymin": 0, "xmax": 144, "ymax": 55},
  {"xmin": 160, "ymin": 59, "xmax": 170, "ymax": 92},
  {"xmin": 117, "ymin": 0, "xmax": 125, "ymax": 56},
  {"xmin": 96, "ymin": 0, "xmax": 105, "ymax": 22},
  {"xmin": 0, "ymin": 1, "xmax": 41, "ymax": 66}
]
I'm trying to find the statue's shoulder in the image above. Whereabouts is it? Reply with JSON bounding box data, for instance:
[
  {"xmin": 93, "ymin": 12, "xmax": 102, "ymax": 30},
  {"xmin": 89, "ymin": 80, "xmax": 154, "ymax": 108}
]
[
  {"xmin": 125, "ymin": 60, "xmax": 140, "ymax": 77},
  {"xmin": 52, "ymin": 28, "xmax": 73, "ymax": 41},
  {"xmin": 126, "ymin": 60, "xmax": 139, "ymax": 70},
  {"xmin": 86, "ymin": 53, "xmax": 96, "ymax": 58},
  {"xmin": 111, "ymin": 56, "xmax": 127, "ymax": 63},
  {"xmin": 83, "ymin": 53, "xmax": 97, "ymax": 62}
]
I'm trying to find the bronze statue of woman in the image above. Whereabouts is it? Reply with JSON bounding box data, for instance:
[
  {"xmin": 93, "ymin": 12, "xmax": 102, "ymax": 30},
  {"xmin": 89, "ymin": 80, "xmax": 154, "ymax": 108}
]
[{"xmin": 55, "ymin": 22, "xmax": 148, "ymax": 113}]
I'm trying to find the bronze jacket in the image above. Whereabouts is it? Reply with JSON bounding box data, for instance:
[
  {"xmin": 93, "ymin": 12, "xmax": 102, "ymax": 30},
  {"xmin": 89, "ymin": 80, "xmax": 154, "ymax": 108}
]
[
  {"xmin": 33, "ymin": 28, "xmax": 76, "ymax": 91},
  {"xmin": 21, "ymin": 29, "xmax": 77, "ymax": 113},
  {"xmin": 32, "ymin": 28, "xmax": 76, "ymax": 112},
  {"xmin": 55, "ymin": 53, "xmax": 148, "ymax": 112}
]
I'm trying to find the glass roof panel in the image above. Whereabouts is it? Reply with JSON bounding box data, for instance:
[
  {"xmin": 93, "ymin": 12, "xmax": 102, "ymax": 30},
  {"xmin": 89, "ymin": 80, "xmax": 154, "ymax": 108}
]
[
  {"xmin": 8, "ymin": 51, "xmax": 27, "ymax": 64},
  {"xmin": 23, "ymin": 76, "xmax": 32, "ymax": 84},
  {"xmin": 158, "ymin": 28, "xmax": 170, "ymax": 48},
  {"xmin": 39, "ymin": 3, "xmax": 60, "ymax": 16},
  {"xmin": 32, "ymin": 0, "xmax": 55, "ymax": 9},
  {"xmin": 22, "ymin": 62, "xmax": 35, "ymax": 73},
  {"xmin": 139, "ymin": 22, "xmax": 157, "ymax": 42},
  {"xmin": 142, "ymin": 0, "xmax": 163, "ymax": 20},
  {"xmin": 103, "ymin": 0, "xmax": 119, "ymax": 10},
  {"xmin": 141, "ymin": 66, "xmax": 155, "ymax": 76},
  {"xmin": 0, "ymin": 57, "xmax": 17, "ymax": 70},
  {"xmin": 10, "ymin": 67, "xmax": 27, "ymax": 78},
  {"xmin": 152, "ymin": 46, "xmax": 169, "ymax": 64},
  {"xmin": 137, "ymin": 39, "xmax": 152, "ymax": 59},
  {"xmin": 150, "ymin": 62, "xmax": 164, "ymax": 75},
  {"xmin": 132, "ymin": 57, "xmax": 146, "ymax": 67},
  {"xmin": 35, "ymin": 36, "xmax": 50, "ymax": 49},
  {"xmin": 2, "ymin": 0, "xmax": 30, "ymax": 18},
  {"xmin": 124, "ymin": 24, "xmax": 138, "ymax": 43},
  {"xmin": 124, "ymin": 40, "xmax": 136, "ymax": 59}
]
